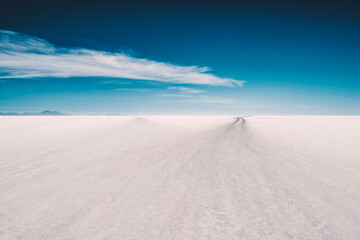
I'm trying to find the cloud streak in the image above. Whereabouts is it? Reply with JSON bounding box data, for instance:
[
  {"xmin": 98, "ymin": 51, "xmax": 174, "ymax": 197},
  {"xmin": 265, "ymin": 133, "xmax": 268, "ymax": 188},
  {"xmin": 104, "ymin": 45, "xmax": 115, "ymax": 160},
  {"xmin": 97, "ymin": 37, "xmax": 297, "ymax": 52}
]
[
  {"xmin": 0, "ymin": 30, "xmax": 244, "ymax": 87},
  {"xmin": 167, "ymin": 86, "xmax": 206, "ymax": 94},
  {"xmin": 162, "ymin": 95, "xmax": 234, "ymax": 104}
]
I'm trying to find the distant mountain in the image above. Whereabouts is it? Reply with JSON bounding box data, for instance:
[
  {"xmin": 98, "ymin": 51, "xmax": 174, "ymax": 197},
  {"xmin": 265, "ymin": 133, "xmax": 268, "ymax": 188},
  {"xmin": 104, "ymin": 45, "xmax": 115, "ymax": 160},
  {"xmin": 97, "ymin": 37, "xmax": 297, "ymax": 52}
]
[
  {"xmin": 37, "ymin": 110, "xmax": 70, "ymax": 116},
  {"xmin": 105, "ymin": 113, "xmax": 122, "ymax": 116},
  {"xmin": 0, "ymin": 110, "xmax": 71, "ymax": 116},
  {"xmin": 0, "ymin": 112, "xmax": 21, "ymax": 116}
]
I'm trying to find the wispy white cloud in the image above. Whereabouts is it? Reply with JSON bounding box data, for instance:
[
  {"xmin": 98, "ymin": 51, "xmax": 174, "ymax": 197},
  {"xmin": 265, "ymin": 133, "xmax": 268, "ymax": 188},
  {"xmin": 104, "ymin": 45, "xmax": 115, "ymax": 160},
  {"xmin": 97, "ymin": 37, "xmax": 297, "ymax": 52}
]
[
  {"xmin": 156, "ymin": 93, "xmax": 195, "ymax": 98},
  {"xmin": 180, "ymin": 96, "xmax": 234, "ymax": 104},
  {"xmin": 0, "ymin": 30, "xmax": 244, "ymax": 87},
  {"xmin": 160, "ymin": 95, "xmax": 234, "ymax": 104},
  {"xmin": 157, "ymin": 85, "xmax": 232, "ymax": 103},
  {"xmin": 167, "ymin": 86, "xmax": 206, "ymax": 94},
  {"xmin": 114, "ymin": 88, "xmax": 150, "ymax": 92},
  {"xmin": 97, "ymin": 80, "xmax": 131, "ymax": 85}
]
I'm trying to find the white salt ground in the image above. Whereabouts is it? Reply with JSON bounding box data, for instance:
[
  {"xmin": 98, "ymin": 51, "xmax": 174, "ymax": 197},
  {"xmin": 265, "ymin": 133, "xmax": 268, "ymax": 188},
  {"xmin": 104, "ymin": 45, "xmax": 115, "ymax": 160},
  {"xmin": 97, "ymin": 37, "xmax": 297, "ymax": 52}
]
[{"xmin": 0, "ymin": 116, "xmax": 359, "ymax": 240}]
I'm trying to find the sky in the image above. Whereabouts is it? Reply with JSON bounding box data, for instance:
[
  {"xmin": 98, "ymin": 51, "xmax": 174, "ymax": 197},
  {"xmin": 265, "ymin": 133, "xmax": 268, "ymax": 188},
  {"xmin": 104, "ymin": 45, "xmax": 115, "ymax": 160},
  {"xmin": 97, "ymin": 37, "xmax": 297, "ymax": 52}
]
[{"xmin": 0, "ymin": 0, "xmax": 359, "ymax": 115}]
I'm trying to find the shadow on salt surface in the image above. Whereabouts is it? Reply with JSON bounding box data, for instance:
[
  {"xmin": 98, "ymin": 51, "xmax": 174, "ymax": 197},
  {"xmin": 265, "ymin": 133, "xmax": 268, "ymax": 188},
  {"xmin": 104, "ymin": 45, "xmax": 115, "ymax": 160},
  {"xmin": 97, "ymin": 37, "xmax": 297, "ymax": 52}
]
[
  {"xmin": 220, "ymin": 116, "xmax": 250, "ymax": 132},
  {"xmin": 181, "ymin": 116, "xmax": 252, "ymax": 150},
  {"xmin": 126, "ymin": 116, "xmax": 167, "ymax": 129},
  {"xmin": 115, "ymin": 116, "xmax": 190, "ymax": 142},
  {"xmin": 143, "ymin": 115, "xmax": 239, "ymax": 130}
]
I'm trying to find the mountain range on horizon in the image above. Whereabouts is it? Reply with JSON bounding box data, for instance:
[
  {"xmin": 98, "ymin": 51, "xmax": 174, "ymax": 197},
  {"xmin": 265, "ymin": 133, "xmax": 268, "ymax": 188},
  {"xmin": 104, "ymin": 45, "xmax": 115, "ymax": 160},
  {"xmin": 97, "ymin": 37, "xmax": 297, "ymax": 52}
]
[{"xmin": 0, "ymin": 110, "xmax": 71, "ymax": 116}]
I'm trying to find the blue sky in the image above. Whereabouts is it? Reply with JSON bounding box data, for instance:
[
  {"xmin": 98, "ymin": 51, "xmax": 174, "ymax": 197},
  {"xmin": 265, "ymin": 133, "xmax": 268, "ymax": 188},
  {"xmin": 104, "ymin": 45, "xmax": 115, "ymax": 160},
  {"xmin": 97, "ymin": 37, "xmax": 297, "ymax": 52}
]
[{"xmin": 0, "ymin": 0, "xmax": 359, "ymax": 114}]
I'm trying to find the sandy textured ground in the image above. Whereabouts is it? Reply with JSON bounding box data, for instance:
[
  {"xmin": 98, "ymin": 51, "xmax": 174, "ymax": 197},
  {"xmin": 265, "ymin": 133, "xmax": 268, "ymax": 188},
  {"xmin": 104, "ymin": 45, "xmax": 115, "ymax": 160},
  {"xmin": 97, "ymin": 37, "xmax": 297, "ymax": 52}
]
[{"xmin": 0, "ymin": 116, "xmax": 359, "ymax": 239}]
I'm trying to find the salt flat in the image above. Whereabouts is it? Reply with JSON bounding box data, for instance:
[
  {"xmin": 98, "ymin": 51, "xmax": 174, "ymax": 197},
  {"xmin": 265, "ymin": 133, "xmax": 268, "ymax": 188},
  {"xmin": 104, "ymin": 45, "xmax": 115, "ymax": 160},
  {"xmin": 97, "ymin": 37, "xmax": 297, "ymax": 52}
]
[{"xmin": 0, "ymin": 116, "xmax": 359, "ymax": 240}]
